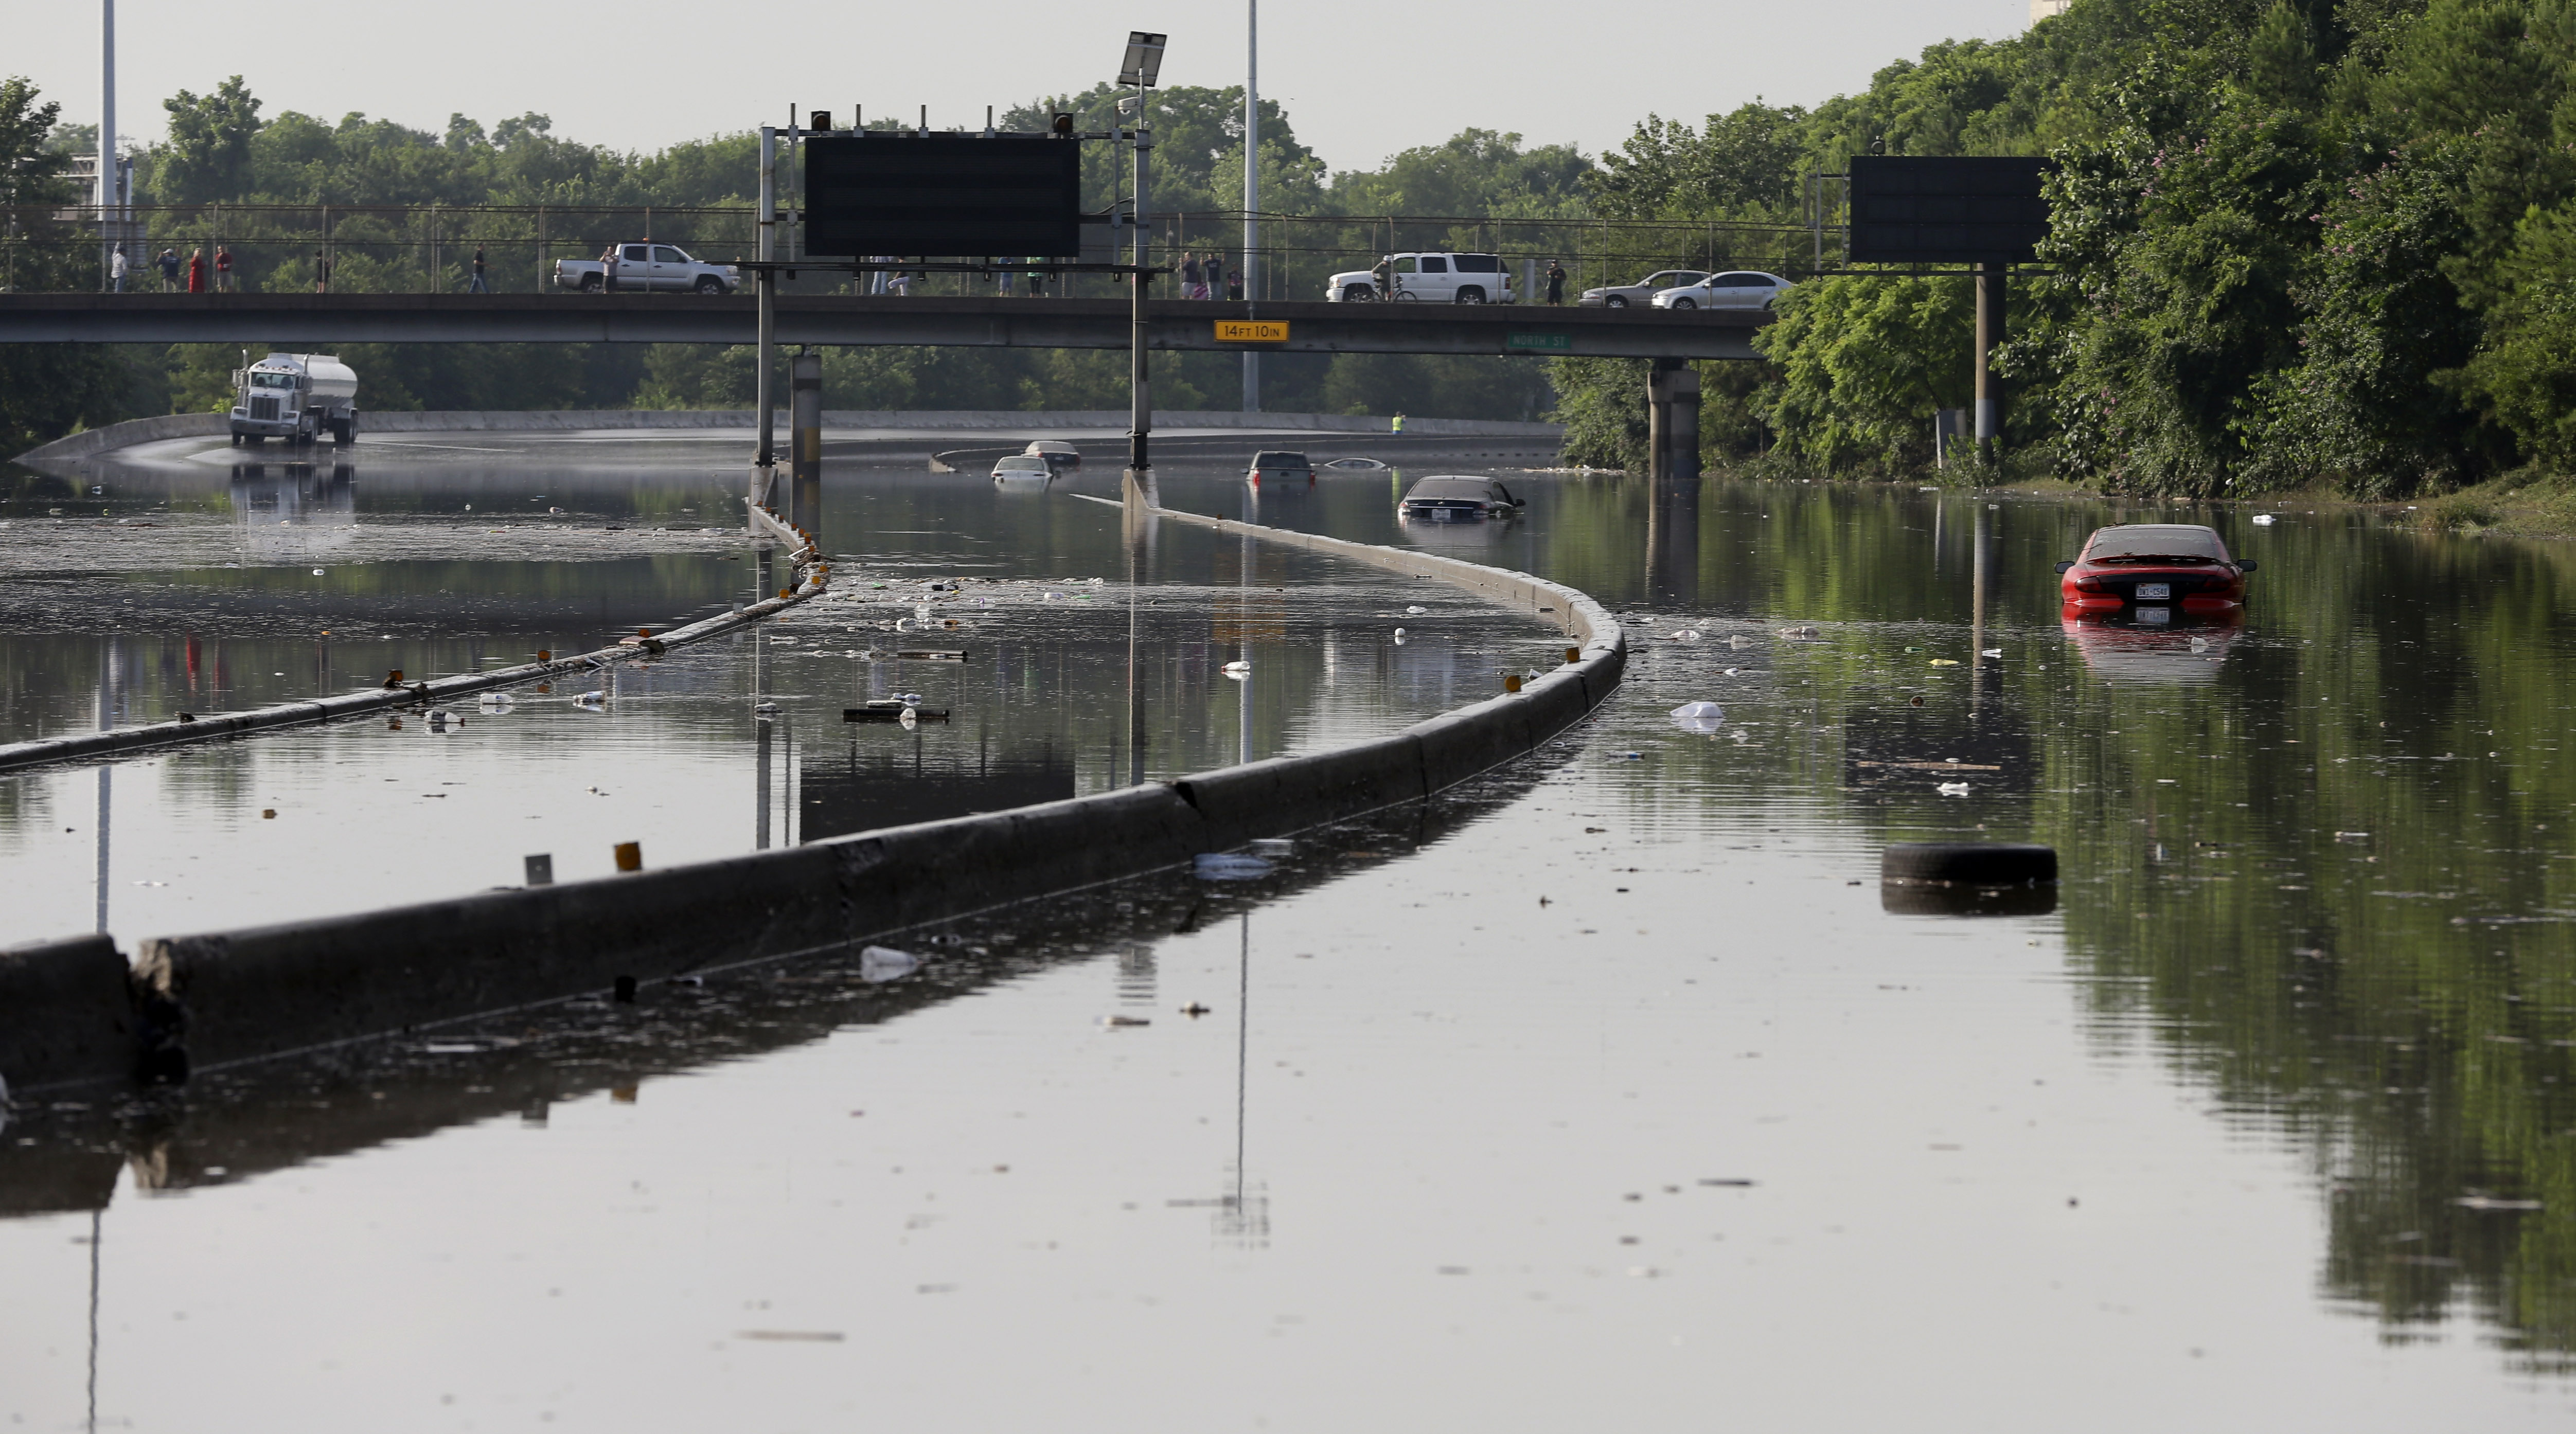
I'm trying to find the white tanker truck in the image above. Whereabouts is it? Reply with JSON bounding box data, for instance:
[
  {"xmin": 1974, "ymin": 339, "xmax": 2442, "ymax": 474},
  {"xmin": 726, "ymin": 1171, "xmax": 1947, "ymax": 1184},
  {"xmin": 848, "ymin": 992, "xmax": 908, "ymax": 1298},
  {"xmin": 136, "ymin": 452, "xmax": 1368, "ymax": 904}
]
[{"xmin": 230, "ymin": 352, "xmax": 360, "ymax": 446}]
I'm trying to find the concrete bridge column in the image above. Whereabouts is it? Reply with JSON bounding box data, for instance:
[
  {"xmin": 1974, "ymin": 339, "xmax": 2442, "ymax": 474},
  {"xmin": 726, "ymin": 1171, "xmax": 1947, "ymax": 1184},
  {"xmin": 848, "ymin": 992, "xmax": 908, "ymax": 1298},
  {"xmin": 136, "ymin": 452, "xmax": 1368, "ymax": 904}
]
[{"xmin": 1648, "ymin": 357, "xmax": 1700, "ymax": 483}]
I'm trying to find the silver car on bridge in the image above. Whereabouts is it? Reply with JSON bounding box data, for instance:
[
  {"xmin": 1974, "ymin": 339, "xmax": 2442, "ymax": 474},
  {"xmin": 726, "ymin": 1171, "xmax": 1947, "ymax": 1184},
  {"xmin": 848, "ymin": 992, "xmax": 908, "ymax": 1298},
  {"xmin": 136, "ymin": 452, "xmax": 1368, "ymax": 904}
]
[{"xmin": 1577, "ymin": 270, "xmax": 1708, "ymax": 308}]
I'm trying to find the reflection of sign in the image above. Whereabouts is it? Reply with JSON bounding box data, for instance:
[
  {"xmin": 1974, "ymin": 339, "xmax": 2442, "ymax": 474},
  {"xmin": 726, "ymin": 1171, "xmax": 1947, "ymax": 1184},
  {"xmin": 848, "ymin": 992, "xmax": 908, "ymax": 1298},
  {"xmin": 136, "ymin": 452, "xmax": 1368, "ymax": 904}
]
[
  {"xmin": 1506, "ymin": 332, "xmax": 1571, "ymax": 352},
  {"xmin": 1216, "ymin": 319, "xmax": 1289, "ymax": 343}
]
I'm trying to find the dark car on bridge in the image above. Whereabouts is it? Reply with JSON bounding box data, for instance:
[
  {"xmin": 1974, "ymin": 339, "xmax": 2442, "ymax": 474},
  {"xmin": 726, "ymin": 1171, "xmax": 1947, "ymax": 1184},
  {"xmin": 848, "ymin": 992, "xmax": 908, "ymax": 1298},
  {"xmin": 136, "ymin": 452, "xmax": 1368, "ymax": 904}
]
[{"xmin": 2056, "ymin": 523, "xmax": 2256, "ymax": 616}]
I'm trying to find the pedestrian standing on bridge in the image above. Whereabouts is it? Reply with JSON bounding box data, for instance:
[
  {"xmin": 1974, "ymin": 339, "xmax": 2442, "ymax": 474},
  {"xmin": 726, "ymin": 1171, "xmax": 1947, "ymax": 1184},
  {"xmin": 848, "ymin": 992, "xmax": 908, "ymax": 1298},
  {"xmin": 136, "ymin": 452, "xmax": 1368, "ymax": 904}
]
[
  {"xmin": 1227, "ymin": 258, "xmax": 1245, "ymax": 301},
  {"xmin": 1545, "ymin": 258, "xmax": 1567, "ymax": 305},
  {"xmin": 998, "ymin": 262, "xmax": 1015, "ymax": 298},
  {"xmin": 468, "ymin": 245, "xmax": 489, "ymax": 294},
  {"xmin": 214, "ymin": 246, "xmax": 234, "ymax": 292},
  {"xmin": 1180, "ymin": 253, "xmax": 1203, "ymax": 300},
  {"xmin": 1203, "ymin": 252, "xmax": 1225, "ymax": 301},
  {"xmin": 158, "ymin": 247, "xmax": 180, "ymax": 291},
  {"xmin": 600, "ymin": 245, "xmax": 620, "ymax": 294},
  {"xmin": 313, "ymin": 249, "xmax": 331, "ymax": 293},
  {"xmin": 186, "ymin": 247, "xmax": 205, "ymax": 293},
  {"xmin": 1392, "ymin": 411, "xmax": 1407, "ymax": 435},
  {"xmin": 109, "ymin": 245, "xmax": 128, "ymax": 292}
]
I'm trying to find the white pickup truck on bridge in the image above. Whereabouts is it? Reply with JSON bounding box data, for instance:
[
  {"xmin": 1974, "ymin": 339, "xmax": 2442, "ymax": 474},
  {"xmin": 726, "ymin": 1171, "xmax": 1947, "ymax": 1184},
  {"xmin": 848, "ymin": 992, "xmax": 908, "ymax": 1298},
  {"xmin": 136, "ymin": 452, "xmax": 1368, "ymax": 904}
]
[{"xmin": 553, "ymin": 243, "xmax": 741, "ymax": 294}]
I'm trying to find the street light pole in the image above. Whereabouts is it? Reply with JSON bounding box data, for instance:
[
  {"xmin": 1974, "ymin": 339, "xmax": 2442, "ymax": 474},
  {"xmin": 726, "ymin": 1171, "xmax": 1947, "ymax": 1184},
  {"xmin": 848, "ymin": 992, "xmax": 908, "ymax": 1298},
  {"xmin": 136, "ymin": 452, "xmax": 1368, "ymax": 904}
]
[
  {"xmin": 754, "ymin": 126, "xmax": 777, "ymax": 495},
  {"xmin": 1242, "ymin": 0, "xmax": 1260, "ymax": 411},
  {"xmin": 99, "ymin": 0, "xmax": 115, "ymax": 290}
]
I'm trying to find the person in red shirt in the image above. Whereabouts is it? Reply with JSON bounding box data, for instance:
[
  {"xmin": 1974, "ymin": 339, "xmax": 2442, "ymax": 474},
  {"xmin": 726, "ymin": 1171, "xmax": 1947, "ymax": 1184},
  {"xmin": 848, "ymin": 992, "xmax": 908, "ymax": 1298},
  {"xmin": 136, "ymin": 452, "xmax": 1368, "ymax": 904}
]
[{"xmin": 186, "ymin": 248, "xmax": 206, "ymax": 293}]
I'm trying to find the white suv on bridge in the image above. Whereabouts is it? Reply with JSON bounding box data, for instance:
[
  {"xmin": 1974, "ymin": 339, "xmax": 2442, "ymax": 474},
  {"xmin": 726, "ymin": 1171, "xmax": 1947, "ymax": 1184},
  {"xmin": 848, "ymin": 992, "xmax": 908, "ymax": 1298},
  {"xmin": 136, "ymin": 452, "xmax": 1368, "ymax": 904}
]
[{"xmin": 1325, "ymin": 252, "xmax": 1515, "ymax": 304}]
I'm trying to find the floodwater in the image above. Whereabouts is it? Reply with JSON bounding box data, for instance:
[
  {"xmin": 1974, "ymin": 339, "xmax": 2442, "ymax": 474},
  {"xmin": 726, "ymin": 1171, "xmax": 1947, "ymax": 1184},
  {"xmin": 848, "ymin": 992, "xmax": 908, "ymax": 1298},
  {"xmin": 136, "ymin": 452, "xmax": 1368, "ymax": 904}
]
[{"xmin": 5, "ymin": 431, "xmax": 2576, "ymax": 1429}]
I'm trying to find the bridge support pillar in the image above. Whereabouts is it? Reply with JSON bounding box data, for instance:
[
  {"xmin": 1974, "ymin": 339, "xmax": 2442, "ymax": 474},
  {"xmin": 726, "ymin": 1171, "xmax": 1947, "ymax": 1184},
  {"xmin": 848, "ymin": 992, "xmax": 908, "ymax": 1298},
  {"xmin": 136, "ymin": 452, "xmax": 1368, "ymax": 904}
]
[{"xmin": 1648, "ymin": 357, "xmax": 1699, "ymax": 484}]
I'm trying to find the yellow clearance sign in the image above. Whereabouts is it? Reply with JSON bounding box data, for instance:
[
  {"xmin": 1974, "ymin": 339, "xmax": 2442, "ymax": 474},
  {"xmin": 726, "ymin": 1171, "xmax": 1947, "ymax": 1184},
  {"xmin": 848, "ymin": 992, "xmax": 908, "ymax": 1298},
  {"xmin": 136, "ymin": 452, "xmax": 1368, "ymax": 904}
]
[{"xmin": 1215, "ymin": 319, "xmax": 1290, "ymax": 343}]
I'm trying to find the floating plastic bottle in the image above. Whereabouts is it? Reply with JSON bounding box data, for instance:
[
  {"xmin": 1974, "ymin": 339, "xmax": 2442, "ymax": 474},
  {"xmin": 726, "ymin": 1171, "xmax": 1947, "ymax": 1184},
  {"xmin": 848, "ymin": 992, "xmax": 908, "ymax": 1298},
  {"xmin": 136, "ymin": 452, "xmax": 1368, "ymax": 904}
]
[{"xmin": 859, "ymin": 945, "xmax": 921, "ymax": 983}]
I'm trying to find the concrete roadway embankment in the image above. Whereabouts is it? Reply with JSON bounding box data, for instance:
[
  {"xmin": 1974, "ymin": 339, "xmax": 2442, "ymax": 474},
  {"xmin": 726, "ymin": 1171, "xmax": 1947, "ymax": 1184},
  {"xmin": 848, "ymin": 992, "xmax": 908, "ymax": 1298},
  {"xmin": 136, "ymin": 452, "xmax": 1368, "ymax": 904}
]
[
  {"xmin": 0, "ymin": 512, "xmax": 1622, "ymax": 1091},
  {"xmin": 13, "ymin": 408, "xmax": 1560, "ymax": 467}
]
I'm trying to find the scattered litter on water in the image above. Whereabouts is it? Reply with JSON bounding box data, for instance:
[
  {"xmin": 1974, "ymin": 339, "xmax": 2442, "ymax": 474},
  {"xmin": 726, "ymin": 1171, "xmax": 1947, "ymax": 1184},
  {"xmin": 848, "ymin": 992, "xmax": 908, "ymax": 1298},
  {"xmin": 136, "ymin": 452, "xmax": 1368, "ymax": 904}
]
[
  {"xmin": 1778, "ymin": 625, "xmax": 1820, "ymax": 639},
  {"xmin": 1930, "ymin": 658, "xmax": 1960, "ymax": 667},
  {"xmin": 2335, "ymin": 831, "xmax": 2371, "ymax": 841},
  {"xmin": 1195, "ymin": 852, "xmax": 1274, "ymax": 880},
  {"xmin": 1937, "ymin": 782, "xmax": 1971, "ymax": 796},
  {"xmin": 1981, "ymin": 648, "xmax": 2002, "ymax": 659},
  {"xmin": 2253, "ymin": 514, "xmax": 2279, "ymax": 525},
  {"xmin": 1727, "ymin": 634, "xmax": 1752, "ymax": 650},
  {"xmin": 572, "ymin": 691, "xmax": 606, "ymax": 708},
  {"xmin": 477, "ymin": 693, "xmax": 514, "ymax": 714},
  {"xmin": 1250, "ymin": 838, "xmax": 1295, "ymax": 856},
  {"xmin": 1406, "ymin": 605, "xmax": 1428, "ymax": 615},
  {"xmin": 2190, "ymin": 637, "xmax": 2210, "ymax": 651},
  {"xmin": 859, "ymin": 945, "xmax": 922, "ymax": 983},
  {"xmin": 2456, "ymin": 1195, "xmax": 2544, "ymax": 1211},
  {"xmin": 1100, "ymin": 1014, "xmax": 1151, "ymax": 1028},
  {"xmin": 1222, "ymin": 660, "xmax": 1251, "ymax": 679},
  {"xmin": 1670, "ymin": 629, "xmax": 1702, "ymax": 642}
]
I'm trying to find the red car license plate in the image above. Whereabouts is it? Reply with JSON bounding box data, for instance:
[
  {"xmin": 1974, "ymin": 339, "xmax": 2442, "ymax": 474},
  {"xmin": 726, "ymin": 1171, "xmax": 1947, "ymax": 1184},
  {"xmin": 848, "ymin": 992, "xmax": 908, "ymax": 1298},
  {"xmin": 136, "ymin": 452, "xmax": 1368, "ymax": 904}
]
[{"xmin": 2135, "ymin": 582, "xmax": 2171, "ymax": 600}]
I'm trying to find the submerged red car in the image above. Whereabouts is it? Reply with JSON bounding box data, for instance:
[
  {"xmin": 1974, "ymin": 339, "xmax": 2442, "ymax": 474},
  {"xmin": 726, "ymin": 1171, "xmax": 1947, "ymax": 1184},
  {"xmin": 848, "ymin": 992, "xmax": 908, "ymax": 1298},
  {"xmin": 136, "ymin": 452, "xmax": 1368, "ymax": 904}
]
[{"xmin": 2057, "ymin": 523, "xmax": 2257, "ymax": 614}]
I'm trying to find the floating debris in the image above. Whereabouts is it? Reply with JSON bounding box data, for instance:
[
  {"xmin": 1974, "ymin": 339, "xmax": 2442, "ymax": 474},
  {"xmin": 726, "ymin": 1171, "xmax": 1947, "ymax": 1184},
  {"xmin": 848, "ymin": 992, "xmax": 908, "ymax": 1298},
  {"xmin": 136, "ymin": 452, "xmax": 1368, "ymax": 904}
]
[
  {"xmin": 1670, "ymin": 701, "xmax": 1726, "ymax": 734},
  {"xmin": 859, "ymin": 945, "xmax": 921, "ymax": 983},
  {"xmin": 1194, "ymin": 852, "xmax": 1274, "ymax": 881}
]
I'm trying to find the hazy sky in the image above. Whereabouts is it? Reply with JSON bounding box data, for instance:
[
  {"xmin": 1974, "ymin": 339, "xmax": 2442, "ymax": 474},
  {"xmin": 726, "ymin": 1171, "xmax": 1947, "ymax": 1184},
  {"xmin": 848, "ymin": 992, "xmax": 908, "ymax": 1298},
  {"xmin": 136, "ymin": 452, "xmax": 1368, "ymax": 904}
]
[{"xmin": 20, "ymin": 1, "xmax": 2032, "ymax": 173}]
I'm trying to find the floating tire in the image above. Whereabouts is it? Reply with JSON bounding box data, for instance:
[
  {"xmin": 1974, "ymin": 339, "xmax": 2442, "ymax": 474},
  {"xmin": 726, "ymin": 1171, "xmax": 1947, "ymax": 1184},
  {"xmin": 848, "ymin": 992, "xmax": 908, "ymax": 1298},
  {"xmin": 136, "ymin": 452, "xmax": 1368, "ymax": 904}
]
[{"xmin": 1880, "ymin": 841, "xmax": 2056, "ymax": 887}]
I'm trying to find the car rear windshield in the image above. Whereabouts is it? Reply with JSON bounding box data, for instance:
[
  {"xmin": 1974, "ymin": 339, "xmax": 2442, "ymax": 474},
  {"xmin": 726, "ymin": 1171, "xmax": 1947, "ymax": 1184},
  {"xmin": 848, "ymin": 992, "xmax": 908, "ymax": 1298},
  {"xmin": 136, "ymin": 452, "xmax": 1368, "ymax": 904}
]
[
  {"xmin": 1252, "ymin": 451, "xmax": 1310, "ymax": 467},
  {"xmin": 1407, "ymin": 477, "xmax": 1493, "ymax": 499},
  {"xmin": 2087, "ymin": 525, "xmax": 2229, "ymax": 562}
]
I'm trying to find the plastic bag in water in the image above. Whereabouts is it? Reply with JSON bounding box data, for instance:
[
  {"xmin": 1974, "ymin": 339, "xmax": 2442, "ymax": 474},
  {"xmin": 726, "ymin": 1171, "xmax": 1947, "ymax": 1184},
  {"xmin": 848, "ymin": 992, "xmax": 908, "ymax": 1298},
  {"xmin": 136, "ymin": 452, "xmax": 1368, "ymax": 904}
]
[
  {"xmin": 1194, "ymin": 852, "xmax": 1274, "ymax": 881},
  {"xmin": 859, "ymin": 945, "xmax": 921, "ymax": 983},
  {"xmin": 1670, "ymin": 701, "xmax": 1726, "ymax": 734}
]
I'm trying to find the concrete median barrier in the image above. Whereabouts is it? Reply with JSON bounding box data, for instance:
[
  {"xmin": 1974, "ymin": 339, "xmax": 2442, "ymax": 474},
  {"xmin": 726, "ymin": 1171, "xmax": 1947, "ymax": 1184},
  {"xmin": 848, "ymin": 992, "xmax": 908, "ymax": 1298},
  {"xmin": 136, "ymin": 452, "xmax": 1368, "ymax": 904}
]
[{"xmin": 6, "ymin": 505, "xmax": 1624, "ymax": 1089}]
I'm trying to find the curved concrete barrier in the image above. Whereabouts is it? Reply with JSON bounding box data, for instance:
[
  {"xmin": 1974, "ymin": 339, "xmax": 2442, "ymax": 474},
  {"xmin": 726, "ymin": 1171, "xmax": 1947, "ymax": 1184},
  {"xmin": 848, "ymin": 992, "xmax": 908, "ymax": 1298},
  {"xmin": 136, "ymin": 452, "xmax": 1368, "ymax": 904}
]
[{"xmin": 4, "ymin": 510, "xmax": 1623, "ymax": 1089}]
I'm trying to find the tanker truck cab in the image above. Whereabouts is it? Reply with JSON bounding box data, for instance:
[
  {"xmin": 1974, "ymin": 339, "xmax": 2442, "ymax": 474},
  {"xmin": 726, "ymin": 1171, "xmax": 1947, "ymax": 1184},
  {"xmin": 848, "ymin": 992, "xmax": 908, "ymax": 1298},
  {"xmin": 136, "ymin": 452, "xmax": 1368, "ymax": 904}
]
[{"xmin": 230, "ymin": 352, "xmax": 360, "ymax": 446}]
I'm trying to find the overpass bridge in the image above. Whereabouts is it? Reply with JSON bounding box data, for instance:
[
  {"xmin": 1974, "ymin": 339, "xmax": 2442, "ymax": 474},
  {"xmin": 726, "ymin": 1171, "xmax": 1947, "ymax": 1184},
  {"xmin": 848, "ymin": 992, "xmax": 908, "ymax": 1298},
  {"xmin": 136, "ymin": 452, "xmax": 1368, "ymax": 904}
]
[{"xmin": 0, "ymin": 293, "xmax": 1766, "ymax": 361}]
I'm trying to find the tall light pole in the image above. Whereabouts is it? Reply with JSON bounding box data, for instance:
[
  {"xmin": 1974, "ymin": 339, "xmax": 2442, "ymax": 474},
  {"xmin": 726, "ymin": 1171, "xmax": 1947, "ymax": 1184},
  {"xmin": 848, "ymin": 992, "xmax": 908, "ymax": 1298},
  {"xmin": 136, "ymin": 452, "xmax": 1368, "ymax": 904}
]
[
  {"xmin": 99, "ymin": 0, "xmax": 115, "ymax": 289},
  {"xmin": 1242, "ymin": 0, "xmax": 1260, "ymax": 411}
]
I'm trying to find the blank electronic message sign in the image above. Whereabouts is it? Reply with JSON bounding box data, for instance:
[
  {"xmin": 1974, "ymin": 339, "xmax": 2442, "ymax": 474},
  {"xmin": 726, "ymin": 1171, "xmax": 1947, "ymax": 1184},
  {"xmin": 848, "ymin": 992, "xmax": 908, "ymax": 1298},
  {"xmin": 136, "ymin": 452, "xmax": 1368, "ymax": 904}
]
[
  {"xmin": 804, "ymin": 135, "xmax": 1082, "ymax": 258},
  {"xmin": 1846, "ymin": 156, "xmax": 2053, "ymax": 264}
]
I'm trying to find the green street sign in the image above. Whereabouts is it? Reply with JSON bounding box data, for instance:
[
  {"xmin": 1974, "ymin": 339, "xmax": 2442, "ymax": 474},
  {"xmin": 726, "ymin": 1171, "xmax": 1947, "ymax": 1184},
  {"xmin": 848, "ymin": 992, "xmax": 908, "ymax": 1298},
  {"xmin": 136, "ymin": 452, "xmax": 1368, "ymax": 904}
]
[{"xmin": 1505, "ymin": 332, "xmax": 1572, "ymax": 352}]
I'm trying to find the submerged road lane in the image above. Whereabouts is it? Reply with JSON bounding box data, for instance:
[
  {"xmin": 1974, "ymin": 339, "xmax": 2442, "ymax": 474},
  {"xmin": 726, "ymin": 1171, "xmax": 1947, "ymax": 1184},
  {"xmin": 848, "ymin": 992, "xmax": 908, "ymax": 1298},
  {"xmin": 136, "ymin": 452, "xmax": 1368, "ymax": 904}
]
[{"xmin": 2, "ymin": 441, "xmax": 2573, "ymax": 1428}]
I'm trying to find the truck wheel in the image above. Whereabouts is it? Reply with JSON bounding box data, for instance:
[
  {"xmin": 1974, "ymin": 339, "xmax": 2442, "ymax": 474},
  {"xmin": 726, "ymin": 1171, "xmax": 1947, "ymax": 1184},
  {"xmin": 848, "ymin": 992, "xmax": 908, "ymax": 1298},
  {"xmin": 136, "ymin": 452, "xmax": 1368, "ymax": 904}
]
[
  {"xmin": 1455, "ymin": 286, "xmax": 1485, "ymax": 304},
  {"xmin": 695, "ymin": 276, "xmax": 725, "ymax": 295},
  {"xmin": 580, "ymin": 274, "xmax": 602, "ymax": 293},
  {"xmin": 1343, "ymin": 285, "xmax": 1375, "ymax": 302},
  {"xmin": 230, "ymin": 433, "xmax": 242, "ymax": 447}
]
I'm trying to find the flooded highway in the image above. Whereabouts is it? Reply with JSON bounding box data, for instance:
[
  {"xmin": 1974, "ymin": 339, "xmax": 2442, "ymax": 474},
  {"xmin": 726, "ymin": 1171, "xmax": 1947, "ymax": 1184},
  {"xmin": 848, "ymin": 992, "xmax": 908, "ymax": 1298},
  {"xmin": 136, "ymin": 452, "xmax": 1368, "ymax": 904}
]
[{"xmin": 4, "ymin": 429, "xmax": 2574, "ymax": 1428}]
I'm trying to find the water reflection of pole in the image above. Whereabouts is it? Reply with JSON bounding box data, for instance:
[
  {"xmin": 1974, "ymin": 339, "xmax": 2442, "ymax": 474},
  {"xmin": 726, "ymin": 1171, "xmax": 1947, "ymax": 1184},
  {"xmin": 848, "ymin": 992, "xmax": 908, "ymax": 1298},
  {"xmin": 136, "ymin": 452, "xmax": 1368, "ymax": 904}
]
[
  {"xmin": 84, "ymin": 1207, "xmax": 100, "ymax": 1434},
  {"xmin": 1234, "ymin": 910, "xmax": 1249, "ymax": 1215},
  {"xmin": 755, "ymin": 620, "xmax": 772, "ymax": 850},
  {"xmin": 94, "ymin": 639, "xmax": 117, "ymax": 934},
  {"xmin": 1970, "ymin": 503, "xmax": 1987, "ymax": 714}
]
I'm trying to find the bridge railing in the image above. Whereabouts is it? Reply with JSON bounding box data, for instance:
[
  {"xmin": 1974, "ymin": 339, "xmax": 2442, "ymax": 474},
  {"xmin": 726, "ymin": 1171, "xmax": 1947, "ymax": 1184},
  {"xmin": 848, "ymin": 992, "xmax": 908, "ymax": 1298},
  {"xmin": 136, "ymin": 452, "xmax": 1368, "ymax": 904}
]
[{"xmin": 2, "ymin": 203, "xmax": 1846, "ymax": 302}]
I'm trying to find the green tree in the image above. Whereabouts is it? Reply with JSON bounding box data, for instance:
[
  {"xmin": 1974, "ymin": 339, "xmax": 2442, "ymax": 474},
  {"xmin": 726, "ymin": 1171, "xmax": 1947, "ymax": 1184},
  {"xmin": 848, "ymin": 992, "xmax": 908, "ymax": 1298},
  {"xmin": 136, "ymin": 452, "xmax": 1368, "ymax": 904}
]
[{"xmin": 156, "ymin": 76, "xmax": 263, "ymax": 202}]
